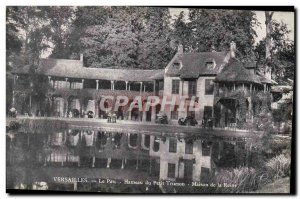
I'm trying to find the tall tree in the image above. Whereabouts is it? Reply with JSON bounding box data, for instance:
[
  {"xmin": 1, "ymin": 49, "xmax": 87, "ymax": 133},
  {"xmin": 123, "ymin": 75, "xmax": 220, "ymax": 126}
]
[
  {"xmin": 255, "ymin": 18, "xmax": 293, "ymax": 83},
  {"xmin": 45, "ymin": 6, "xmax": 74, "ymax": 59},
  {"xmin": 6, "ymin": 7, "xmax": 23, "ymax": 71},
  {"xmin": 79, "ymin": 6, "xmax": 174, "ymax": 69},
  {"xmin": 186, "ymin": 9, "xmax": 258, "ymax": 60},
  {"xmin": 264, "ymin": 11, "xmax": 274, "ymax": 79},
  {"xmin": 171, "ymin": 11, "xmax": 192, "ymax": 52}
]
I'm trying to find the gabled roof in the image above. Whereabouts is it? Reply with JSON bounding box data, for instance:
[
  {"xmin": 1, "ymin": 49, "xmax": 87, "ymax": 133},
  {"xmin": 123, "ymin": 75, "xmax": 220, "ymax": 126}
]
[
  {"xmin": 165, "ymin": 51, "xmax": 228, "ymax": 78},
  {"xmin": 214, "ymin": 58, "xmax": 261, "ymax": 84},
  {"xmin": 13, "ymin": 58, "xmax": 163, "ymax": 82},
  {"xmin": 180, "ymin": 52, "xmax": 228, "ymax": 78}
]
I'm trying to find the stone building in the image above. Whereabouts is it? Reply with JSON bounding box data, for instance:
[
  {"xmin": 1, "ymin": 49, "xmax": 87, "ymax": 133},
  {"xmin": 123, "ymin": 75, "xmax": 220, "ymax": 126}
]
[{"xmin": 11, "ymin": 41, "xmax": 273, "ymax": 128}]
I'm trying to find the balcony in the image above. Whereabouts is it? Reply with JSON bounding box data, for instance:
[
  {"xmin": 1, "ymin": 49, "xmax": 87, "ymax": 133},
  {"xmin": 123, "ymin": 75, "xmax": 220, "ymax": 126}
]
[
  {"xmin": 49, "ymin": 88, "xmax": 156, "ymax": 99},
  {"xmin": 215, "ymin": 89, "xmax": 253, "ymax": 99}
]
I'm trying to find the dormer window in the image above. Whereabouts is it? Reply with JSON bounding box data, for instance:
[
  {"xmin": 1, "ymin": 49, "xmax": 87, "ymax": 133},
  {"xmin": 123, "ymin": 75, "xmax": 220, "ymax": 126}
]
[
  {"xmin": 206, "ymin": 61, "xmax": 214, "ymax": 69},
  {"xmin": 173, "ymin": 62, "xmax": 180, "ymax": 69}
]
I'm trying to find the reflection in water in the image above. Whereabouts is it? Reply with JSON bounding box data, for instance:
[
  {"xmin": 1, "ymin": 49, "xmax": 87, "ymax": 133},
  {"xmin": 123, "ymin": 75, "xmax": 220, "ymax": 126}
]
[{"xmin": 7, "ymin": 128, "xmax": 249, "ymax": 192}]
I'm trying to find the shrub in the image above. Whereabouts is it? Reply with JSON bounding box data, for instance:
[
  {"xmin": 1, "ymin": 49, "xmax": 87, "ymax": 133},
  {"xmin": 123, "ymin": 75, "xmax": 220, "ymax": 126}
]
[
  {"xmin": 213, "ymin": 152, "xmax": 291, "ymax": 193},
  {"xmin": 214, "ymin": 167, "xmax": 259, "ymax": 193},
  {"xmin": 265, "ymin": 153, "xmax": 291, "ymax": 180}
]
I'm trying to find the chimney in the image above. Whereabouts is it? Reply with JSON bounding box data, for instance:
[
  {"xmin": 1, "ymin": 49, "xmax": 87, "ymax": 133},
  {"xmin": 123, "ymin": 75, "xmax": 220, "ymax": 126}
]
[
  {"xmin": 230, "ymin": 41, "xmax": 236, "ymax": 58},
  {"xmin": 80, "ymin": 53, "xmax": 84, "ymax": 62},
  {"xmin": 177, "ymin": 44, "xmax": 183, "ymax": 54},
  {"xmin": 211, "ymin": 45, "xmax": 216, "ymax": 52}
]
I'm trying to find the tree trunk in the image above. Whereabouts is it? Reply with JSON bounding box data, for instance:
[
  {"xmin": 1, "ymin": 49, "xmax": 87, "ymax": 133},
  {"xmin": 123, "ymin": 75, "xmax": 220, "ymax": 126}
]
[{"xmin": 265, "ymin": 11, "xmax": 274, "ymax": 79}]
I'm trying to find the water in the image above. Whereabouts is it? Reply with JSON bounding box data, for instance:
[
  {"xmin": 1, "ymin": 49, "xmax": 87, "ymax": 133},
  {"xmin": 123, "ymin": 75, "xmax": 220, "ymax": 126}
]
[{"xmin": 7, "ymin": 127, "xmax": 251, "ymax": 193}]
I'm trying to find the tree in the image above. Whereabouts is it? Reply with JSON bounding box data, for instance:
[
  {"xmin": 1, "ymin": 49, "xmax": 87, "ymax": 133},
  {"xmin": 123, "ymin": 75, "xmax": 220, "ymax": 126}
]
[
  {"xmin": 45, "ymin": 6, "xmax": 74, "ymax": 59},
  {"xmin": 6, "ymin": 7, "xmax": 23, "ymax": 70},
  {"xmin": 79, "ymin": 6, "xmax": 174, "ymax": 69},
  {"xmin": 186, "ymin": 9, "xmax": 259, "ymax": 60},
  {"xmin": 255, "ymin": 16, "xmax": 294, "ymax": 83}
]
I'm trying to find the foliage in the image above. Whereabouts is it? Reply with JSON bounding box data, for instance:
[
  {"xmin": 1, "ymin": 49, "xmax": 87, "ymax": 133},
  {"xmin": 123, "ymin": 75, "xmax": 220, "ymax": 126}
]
[
  {"xmin": 265, "ymin": 153, "xmax": 291, "ymax": 179},
  {"xmin": 213, "ymin": 152, "xmax": 290, "ymax": 193},
  {"xmin": 177, "ymin": 9, "xmax": 259, "ymax": 61},
  {"xmin": 79, "ymin": 7, "xmax": 174, "ymax": 69},
  {"xmin": 255, "ymin": 18, "xmax": 294, "ymax": 84}
]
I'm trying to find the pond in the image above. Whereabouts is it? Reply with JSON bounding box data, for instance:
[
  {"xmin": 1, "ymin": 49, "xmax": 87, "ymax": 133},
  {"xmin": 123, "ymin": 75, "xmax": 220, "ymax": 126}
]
[{"xmin": 7, "ymin": 125, "xmax": 256, "ymax": 193}]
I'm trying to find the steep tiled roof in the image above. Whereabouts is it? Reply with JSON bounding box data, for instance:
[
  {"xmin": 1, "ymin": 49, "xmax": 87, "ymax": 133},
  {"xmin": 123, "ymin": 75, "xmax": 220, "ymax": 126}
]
[
  {"xmin": 215, "ymin": 58, "xmax": 261, "ymax": 84},
  {"xmin": 13, "ymin": 58, "xmax": 163, "ymax": 82},
  {"xmin": 165, "ymin": 51, "xmax": 228, "ymax": 78}
]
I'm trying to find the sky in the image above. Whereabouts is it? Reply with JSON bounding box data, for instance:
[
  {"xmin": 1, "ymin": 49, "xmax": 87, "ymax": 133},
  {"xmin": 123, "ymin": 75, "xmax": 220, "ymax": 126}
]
[{"xmin": 169, "ymin": 8, "xmax": 295, "ymax": 45}]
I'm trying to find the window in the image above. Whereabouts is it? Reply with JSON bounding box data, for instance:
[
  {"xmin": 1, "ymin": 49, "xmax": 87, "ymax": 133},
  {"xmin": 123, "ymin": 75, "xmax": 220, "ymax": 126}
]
[
  {"xmin": 168, "ymin": 163, "xmax": 176, "ymax": 178},
  {"xmin": 188, "ymin": 80, "xmax": 197, "ymax": 95},
  {"xmin": 172, "ymin": 80, "xmax": 180, "ymax": 94},
  {"xmin": 203, "ymin": 106, "xmax": 213, "ymax": 119},
  {"xmin": 202, "ymin": 141, "xmax": 211, "ymax": 156},
  {"xmin": 173, "ymin": 62, "xmax": 180, "ymax": 69},
  {"xmin": 70, "ymin": 82, "xmax": 82, "ymax": 89},
  {"xmin": 185, "ymin": 141, "xmax": 193, "ymax": 154},
  {"xmin": 200, "ymin": 167, "xmax": 210, "ymax": 183},
  {"xmin": 187, "ymin": 108, "xmax": 195, "ymax": 118},
  {"xmin": 171, "ymin": 105, "xmax": 178, "ymax": 120},
  {"xmin": 205, "ymin": 79, "xmax": 214, "ymax": 95},
  {"xmin": 169, "ymin": 138, "xmax": 177, "ymax": 153},
  {"xmin": 54, "ymin": 81, "xmax": 65, "ymax": 89},
  {"xmin": 206, "ymin": 62, "xmax": 214, "ymax": 68}
]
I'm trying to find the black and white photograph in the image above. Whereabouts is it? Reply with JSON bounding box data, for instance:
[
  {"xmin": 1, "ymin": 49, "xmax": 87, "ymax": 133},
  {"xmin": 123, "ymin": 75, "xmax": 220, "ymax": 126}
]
[{"xmin": 5, "ymin": 6, "xmax": 295, "ymax": 194}]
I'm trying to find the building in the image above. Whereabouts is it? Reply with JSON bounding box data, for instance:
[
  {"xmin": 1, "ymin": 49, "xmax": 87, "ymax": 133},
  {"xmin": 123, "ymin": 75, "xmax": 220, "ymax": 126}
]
[{"xmin": 11, "ymin": 41, "xmax": 273, "ymax": 128}]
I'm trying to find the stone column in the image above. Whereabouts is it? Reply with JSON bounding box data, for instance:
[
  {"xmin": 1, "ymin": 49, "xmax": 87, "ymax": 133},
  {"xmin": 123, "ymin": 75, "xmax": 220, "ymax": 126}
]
[
  {"xmin": 92, "ymin": 156, "xmax": 95, "ymax": 167},
  {"xmin": 153, "ymin": 81, "xmax": 156, "ymax": 95},
  {"xmin": 96, "ymin": 80, "xmax": 99, "ymax": 90},
  {"xmin": 107, "ymin": 157, "xmax": 111, "ymax": 168},
  {"xmin": 111, "ymin": 81, "xmax": 114, "ymax": 90},
  {"xmin": 142, "ymin": 110, "xmax": 147, "ymax": 122},
  {"xmin": 140, "ymin": 82, "xmax": 143, "ymax": 94},
  {"xmin": 95, "ymin": 100, "xmax": 99, "ymax": 118},
  {"xmin": 151, "ymin": 104, "xmax": 156, "ymax": 123},
  {"xmin": 144, "ymin": 85, "xmax": 146, "ymax": 93},
  {"xmin": 125, "ymin": 81, "xmax": 128, "ymax": 91},
  {"xmin": 121, "ymin": 159, "xmax": 125, "ymax": 169},
  {"xmin": 81, "ymin": 79, "xmax": 84, "ymax": 89},
  {"xmin": 65, "ymin": 78, "xmax": 69, "ymax": 89},
  {"xmin": 136, "ymin": 159, "xmax": 139, "ymax": 170},
  {"xmin": 48, "ymin": 76, "xmax": 51, "ymax": 84}
]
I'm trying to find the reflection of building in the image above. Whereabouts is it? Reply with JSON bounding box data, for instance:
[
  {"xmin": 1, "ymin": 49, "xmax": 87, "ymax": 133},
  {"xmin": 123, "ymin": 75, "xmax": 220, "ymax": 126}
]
[
  {"xmin": 11, "ymin": 41, "xmax": 273, "ymax": 128},
  {"xmin": 40, "ymin": 130, "xmax": 213, "ymax": 182},
  {"xmin": 149, "ymin": 136, "xmax": 212, "ymax": 181}
]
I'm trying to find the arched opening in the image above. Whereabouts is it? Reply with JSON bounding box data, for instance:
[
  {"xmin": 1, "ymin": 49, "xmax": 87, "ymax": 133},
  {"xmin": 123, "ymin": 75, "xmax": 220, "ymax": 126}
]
[
  {"xmin": 153, "ymin": 136, "xmax": 160, "ymax": 152},
  {"xmin": 155, "ymin": 104, "xmax": 161, "ymax": 119},
  {"xmin": 68, "ymin": 96, "xmax": 80, "ymax": 117},
  {"xmin": 87, "ymin": 111, "xmax": 94, "ymax": 118},
  {"xmin": 144, "ymin": 135, "xmax": 150, "ymax": 148},
  {"xmin": 97, "ymin": 131, "xmax": 107, "ymax": 150},
  {"xmin": 113, "ymin": 133, "xmax": 122, "ymax": 148},
  {"xmin": 131, "ymin": 107, "xmax": 139, "ymax": 121},
  {"xmin": 129, "ymin": 134, "xmax": 138, "ymax": 148},
  {"xmin": 71, "ymin": 109, "xmax": 80, "ymax": 118}
]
